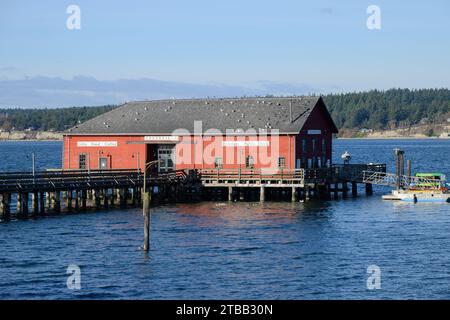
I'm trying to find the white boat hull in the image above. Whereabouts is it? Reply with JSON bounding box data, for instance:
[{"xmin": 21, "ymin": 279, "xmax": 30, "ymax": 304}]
[{"xmin": 382, "ymin": 190, "xmax": 450, "ymax": 202}]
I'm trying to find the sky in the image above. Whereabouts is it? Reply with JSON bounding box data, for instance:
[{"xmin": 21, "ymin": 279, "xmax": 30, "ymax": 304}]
[{"xmin": 0, "ymin": 0, "xmax": 449, "ymax": 107}]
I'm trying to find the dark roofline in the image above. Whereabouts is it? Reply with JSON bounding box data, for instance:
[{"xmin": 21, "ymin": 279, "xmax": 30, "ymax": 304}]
[{"xmin": 66, "ymin": 96, "xmax": 335, "ymax": 135}]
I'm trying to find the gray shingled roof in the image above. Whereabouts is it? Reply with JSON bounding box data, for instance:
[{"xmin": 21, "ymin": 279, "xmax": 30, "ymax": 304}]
[{"xmin": 67, "ymin": 97, "xmax": 336, "ymax": 135}]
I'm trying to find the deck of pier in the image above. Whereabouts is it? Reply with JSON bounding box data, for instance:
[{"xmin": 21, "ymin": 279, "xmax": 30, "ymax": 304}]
[{"xmin": 0, "ymin": 163, "xmax": 386, "ymax": 219}]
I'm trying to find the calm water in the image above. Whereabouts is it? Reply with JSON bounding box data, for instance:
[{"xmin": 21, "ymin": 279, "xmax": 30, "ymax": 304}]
[{"xmin": 1, "ymin": 139, "xmax": 450, "ymax": 299}]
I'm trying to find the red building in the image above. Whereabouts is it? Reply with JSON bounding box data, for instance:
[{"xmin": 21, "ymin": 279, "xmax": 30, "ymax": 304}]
[{"xmin": 63, "ymin": 97, "xmax": 338, "ymax": 172}]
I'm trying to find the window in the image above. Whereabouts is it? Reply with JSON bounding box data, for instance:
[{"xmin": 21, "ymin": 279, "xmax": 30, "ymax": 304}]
[
  {"xmin": 214, "ymin": 157, "xmax": 223, "ymax": 168},
  {"xmin": 322, "ymin": 139, "xmax": 327, "ymax": 155},
  {"xmin": 79, "ymin": 154, "xmax": 86, "ymax": 169},
  {"xmin": 278, "ymin": 157, "xmax": 286, "ymax": 168},
  {"xmin": 302, "ymin": 138, "xmax": 307, "ymax": 153},
  {"xmin": 245, "ymin": 155, "xmax": 254, "ymax": 169},
  {"xmin": 312, "ymin": 139, "xmax": 316, "ymax": 153}
]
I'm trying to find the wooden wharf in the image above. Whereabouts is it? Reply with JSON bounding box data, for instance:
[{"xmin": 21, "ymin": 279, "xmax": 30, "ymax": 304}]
[{"xmin": 0, "ymin": 163, "xmax": 386, "ymax": 220}]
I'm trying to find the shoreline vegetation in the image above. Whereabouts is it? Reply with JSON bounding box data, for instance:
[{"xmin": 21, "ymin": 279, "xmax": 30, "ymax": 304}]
[
  {"xmin": 1, "ymin": 128, "xmax": 450, "ymax": 141},
  {"xmin": 1, "ymin": 88, "xmax": 449, "ymax": 140}
]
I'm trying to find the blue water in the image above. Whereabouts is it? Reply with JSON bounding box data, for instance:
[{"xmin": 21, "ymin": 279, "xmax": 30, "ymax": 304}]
[{"xmin": 1, "ymin": 139, "xmax": 450, "ymax": 299}]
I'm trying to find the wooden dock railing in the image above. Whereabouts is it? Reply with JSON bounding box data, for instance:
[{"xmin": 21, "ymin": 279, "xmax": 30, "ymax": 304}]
[
  {"xmin": 0, "ymin": 169, "xmax": 188, "ymax": 193},
  {"xmin": 198, "ymin": 163, "xmax": 386, "ymax": 186}
]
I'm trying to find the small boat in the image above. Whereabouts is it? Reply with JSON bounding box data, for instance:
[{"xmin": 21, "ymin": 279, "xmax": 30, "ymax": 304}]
[{"xmin": 382, "ymin": 173, "xmax": 450, "ymax": 203}]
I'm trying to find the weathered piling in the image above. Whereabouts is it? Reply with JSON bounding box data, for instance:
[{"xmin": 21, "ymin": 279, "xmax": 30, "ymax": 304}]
[
  {"xmin": 143, "ymin": 191, "xmax": 151, "ymax": 252},
  {"xmin": 365, "ymin": 183, "xmax": 373, "ymax": 196},
  {"xmin": 352, "ymin": 182, "xmax": 358, "ymax": 197},
  {"xmin": 32, "ymin": 192, "xmax": 39, "ymax": 215},
  {"xmin": 1, "ymin": 193, "xmax": 11, "ymax": 220},
  {"xmin": 39, "ymin": 192, "xmax": 45, "ymax": 215},
  {"xmin": 66, "ymin": 191, "xmax": 73, "ymax": 212}
]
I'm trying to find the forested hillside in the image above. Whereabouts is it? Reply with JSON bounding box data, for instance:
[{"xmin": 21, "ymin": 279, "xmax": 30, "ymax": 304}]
[
  {"xmin": 0, "ymin": 89, "xmax": 449, "ymax": 132},
  {"xmin": 323, "ymin": 88, "xmax": 450, "ymax": 130},
  {"xmin": 0, "ymin": 105, "xmax": 117, "ymax": 131}
]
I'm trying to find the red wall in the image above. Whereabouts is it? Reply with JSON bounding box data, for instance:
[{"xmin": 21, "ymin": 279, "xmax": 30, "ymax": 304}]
[
  {"xmin": 63, "ymin": 101, "xmax": 335, "ymax": 171},
  {"xmin": 294, "ymin": 102, "xmax": 334, "ymax": 168},
  {"xmin": 63, "ymin": 135, "xmax": 146, "ymax": 171},
  {"xmin": 63, "ymin": 134, "xmax": 297, "ymax": 171}
]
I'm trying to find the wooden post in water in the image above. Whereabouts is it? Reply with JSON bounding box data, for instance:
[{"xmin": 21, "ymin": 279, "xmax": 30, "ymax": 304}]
[
  {"xmin": 406, "ymin": 159, "xmax": 411, "ymax": 187},
  {"xmin": 342, "ymin": 182, "xmax": 348, "ymax": 198},
  {"xmin": 260, "ymin": 186, "xmax": 265, "ymax": 202},
  {"xmin": 39, "ymin": 191, "xmax": 45, "ymax": 215},
  {"xmin": 45, "ymin": 192, "xmax": 51, "ymax": 211},
  {"xmin": 304, "ymin": 186, "xmax": 310, "ymax": 201},
  {"xmin": 74, "ymin": 191, "xmax": 79, "ymax": 211},
  {"xmin": 352, "ymin": 182, "xmax": 358, "ymax": 197},
  {"xmin": 119, "ymin": 188, "xmax": 126, "ymax": 208},
  {"xmin": 1, "ymin": 193, "xmax": 11, "ymax": 220},
  {"xmin": 32, "ymin": 192, "xmax": 39, "ymax": 215},
  {"xmin": 143, "ymin": 191, "xmax": 151, "ymax": 252},
  {"xmin": 81, "ymin": 190, "xmax": 87, "ymax": 211},
  {"xmin": 110, "ymin": 189, "xmax": 116, "ymax": 207},
  {"xmin": 228, "ymin": 186, "xmax": 233, "ymax": 201},
  {"xmin": 103, "ymin": 189, "xmax": 109, "ymax": 209},
  {"xmin": 365, "ymin": 183, "xmax": 373, "ymax": 196},
  {"xmin": 66, "ymin": 190, "xmax": 73, "ymax": 212},
  {"xmin": 16, "ymin": 192, "xmax": 22, "ymax": 215},
  {"xmin": 94, "ymin": 189, "xmax": 101, "ymax": 210},
  {"xmin": 291, "ymin": 186, "xmax": 296, "ymax": 202},
  {"xmin": 54, "ymin": 191, "xmax": 61, "ymax": 213},
  {"xmin": 334, "ymin": 183, "xmax": 338, "ymax": 199}
]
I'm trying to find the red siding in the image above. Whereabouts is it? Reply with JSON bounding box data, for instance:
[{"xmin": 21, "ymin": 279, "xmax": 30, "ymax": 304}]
[
  {"xmin": 63, "ymin": 101, "xmax": 336, "ymax": 171},
  {"xmin": 295, "ymin": 103, "xmax": 333, "ymax": 168},
  {"xmin": 63, "ymin": 134, "xmax": 297, "ymax": 171}
]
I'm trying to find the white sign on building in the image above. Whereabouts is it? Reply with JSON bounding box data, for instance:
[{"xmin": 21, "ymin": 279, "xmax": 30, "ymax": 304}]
[
  {"xmin": 77, "ymin": 141, "xmax": 118, "ymax": 147},
  {"xmin": 144, "ymin": 136, "xmax": 180, "ymax": 142},
  {"xmin": 222, "ymin": 141, "xmax": 270, "ymax": 147}
]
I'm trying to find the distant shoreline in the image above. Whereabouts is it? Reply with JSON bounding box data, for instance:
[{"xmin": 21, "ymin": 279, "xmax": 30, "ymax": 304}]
[
  {"xmin": 0, "ymin": 131, "xmax": 63, "ymax": 141},
  {"xmin": 1, "ymin": 130, "xmax": 450, "ymax": 141}
]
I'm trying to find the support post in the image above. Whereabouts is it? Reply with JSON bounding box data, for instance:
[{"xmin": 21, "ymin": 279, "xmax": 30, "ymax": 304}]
[
  {"xmin": 304, "ymin": 186, "xmax": 310, "ymax": 201},
  {"xmin": 352, "ymin": 182, "xmax": 357, "ymax": 197},
  {"xmin": 32, "ymin": 192, "xmax": 39, "ymax": 215},
  {"xmin": 16, "ymin": 192, "xmax": 22, "ymax": 215},
  {"xmin": 66, "ymin": 190, "xmax": 73, "ymax": 212},
  {"xmin": 94, "ymin": 189, "xmax": 101, "ymax": 209},
  {"xmin": 143, "ymin": 191, "xmax": 151, "ymax": 252},
  {"xmin": 81, "ymin": 190, "xmax": 87, "ymax": 211},
  {"xmin": 74, "ymin": 191, "xmax": 79, "ymax": 211},
  {"xmin": 39, "ymin": 192, "xmax": 45, "ymax": 215},
  {"xmin": 342, "ymin": 182, "xmax": 348, "ymax": 198},
  {"xmin": 110, "ymin": 189, "xmax": 116, "ymax": 207},
  {"xmin": 54, "ymin": 191, "xmax": 61, "ymax": 213},
  {"xmin": 1, "ymin": 193, "xmax": 11, "ymax": 220},
  {"xmin": 334, "ymin": 183, "xmax": 339, "ymax": 199},
  {"xmin": 228, "ymin": 186, "xmax": 233, "ymax": 202},
  {"xmin": 291, "ymin": 187, "xmax": 296, "ymax": 202},
  {"xmin": 407, "ymin": 159, "xmax": 411, "ymax": 187},
  {"xmin": 45, "ymin": 192, "xmax": 51, "ymax": 211},
  {"xmin": 131, "ymin": 188, "xmax": 136, "ymax": 206},
  {"xmin": 103, "ymin": 189, "xmax": 109, "ymax": 209},
  {"xmin": 365, "ymin": 183, "xmax": 373, "ymax": 196},
  {"xmin": 120, "ymin": 188, "xmax": 126, "ymax": 208},
  {"xmin": 260, "ymin": 186, "xmax": 265, "ymax": 202}
]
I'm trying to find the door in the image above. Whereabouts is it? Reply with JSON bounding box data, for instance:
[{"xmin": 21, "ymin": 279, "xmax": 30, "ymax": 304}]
[
  {"xmin": 99, "ymin": 157, "xmax": 108, "ymax": 170},
  {"xmin": 157, "ymin": 144, "xmax": 175, "ymax": 172}
]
